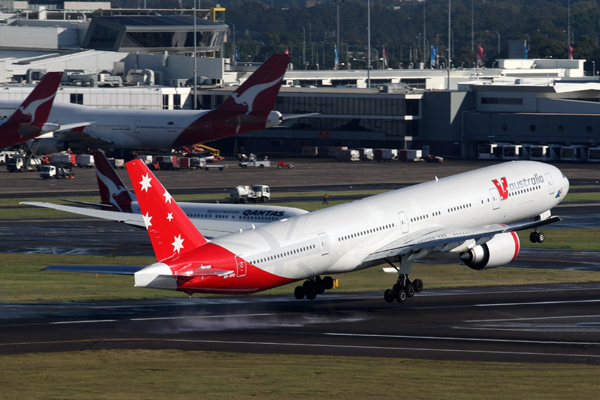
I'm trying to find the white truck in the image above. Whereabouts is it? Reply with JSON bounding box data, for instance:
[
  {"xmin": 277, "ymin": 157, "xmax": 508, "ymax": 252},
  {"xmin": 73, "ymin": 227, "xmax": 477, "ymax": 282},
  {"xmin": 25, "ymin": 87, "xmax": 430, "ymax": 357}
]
[
  {"xmin": 239, "ymin": 160, "xmax": 271, "ymax": 168},
  {"xmin": 229, "ymin": 185, "xmax": 271, "ymax": 203},
  {"xmin": 6, "ymin": 156, "xmax": 42, "ymax": 172},
  {"xmin": 40, "ymin": 164, "xmax": 75, "ymax": 179}
]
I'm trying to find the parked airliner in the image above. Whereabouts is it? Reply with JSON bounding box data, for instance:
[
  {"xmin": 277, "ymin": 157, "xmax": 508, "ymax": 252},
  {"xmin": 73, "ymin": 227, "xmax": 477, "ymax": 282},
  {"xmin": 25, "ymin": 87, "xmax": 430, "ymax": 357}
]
[
  {"xmin": 47, "ymin": 160, "xmax": 569, "ymax": 303},
  {"xmin": 0, "ymin": 72, "xmax": 63, "ymax": 149},
  {"xmin": 3, "ymin": 54, "xmax": 291, "ymax": 152},
  {"xmin": 24, "ymin": 151, "xmax": 307, "ymax": 238}
]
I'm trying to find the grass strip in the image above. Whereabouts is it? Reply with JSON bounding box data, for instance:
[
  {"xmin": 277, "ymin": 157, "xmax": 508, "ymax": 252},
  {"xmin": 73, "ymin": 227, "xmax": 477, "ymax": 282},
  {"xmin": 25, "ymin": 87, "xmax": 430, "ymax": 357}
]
[
  {"xmin": 1, "ymin": 252, "xmax": 600, "ymax": 304},
  {"xmin": 0, "ymin": 349, "xmax": 598, "ymax": 399}
]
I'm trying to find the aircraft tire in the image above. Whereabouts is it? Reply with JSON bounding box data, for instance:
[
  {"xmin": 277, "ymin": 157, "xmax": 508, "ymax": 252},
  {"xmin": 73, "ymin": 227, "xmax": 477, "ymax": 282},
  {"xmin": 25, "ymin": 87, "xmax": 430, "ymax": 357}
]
[
  {"xmin": 413, "ymin": 279, "xmax": 424, "ymax": 292},
  {"xmin": 305, "ymin": 287, "xmax": 317, "ymax": 300},
  {"xmin": 395, "ymin": 289, "xmax": 407, "ymax": 303},
  {"xmin": 537, "ymin": 232, "xmax": 545, "ymax": 243},
  {"xmin": 294, "ymin": 286, "xmax": 305, "ymax": 299},
  {"xmin": 405, "ymin": 283, "xmax": 415, "ymax": 297},
  {"xmin": 322, "ymin": 276, "xmax": 334, "ymax": 290},
  {"xmin": 392, "ymin": 283, "xmax": 402, "ymax": 295},
  {"xmin": 384, "ymin": 289, "xmax": 395, "ymax": 303},
  {"xmin": 530, "ymin": 232, "xmax": 539, "ymax": 243}
]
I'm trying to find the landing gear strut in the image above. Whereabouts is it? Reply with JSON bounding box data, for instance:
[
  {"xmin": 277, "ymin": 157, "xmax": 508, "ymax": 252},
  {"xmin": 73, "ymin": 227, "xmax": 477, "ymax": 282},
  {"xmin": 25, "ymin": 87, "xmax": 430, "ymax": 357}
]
[
  {"xmin": 294, "ymin": 276, "xmax": 335, "ymax": 300},
  {"xmin": 530, "ymin": 228, "xmax": 545, "ymax": 243},
  {"xmin": 383, "ymin": 255, "xmax": 423, "ymax": 304}
]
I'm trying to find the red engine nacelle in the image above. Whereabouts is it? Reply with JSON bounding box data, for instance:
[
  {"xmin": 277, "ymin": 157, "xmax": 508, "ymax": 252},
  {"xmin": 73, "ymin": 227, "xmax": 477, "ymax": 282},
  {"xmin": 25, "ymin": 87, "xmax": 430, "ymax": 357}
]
[{"xmin": 459, "ymin": 232, "xmax": 520, "ymax": 270}]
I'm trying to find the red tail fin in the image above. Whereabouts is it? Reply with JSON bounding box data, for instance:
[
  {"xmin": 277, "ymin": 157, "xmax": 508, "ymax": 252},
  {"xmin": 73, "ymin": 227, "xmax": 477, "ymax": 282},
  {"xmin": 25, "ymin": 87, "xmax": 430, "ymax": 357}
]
[
  {"xmin": 6, "ymin": 72, "xmax": 63, "ymax": 125},
  {"xmin": 0, "ymin": 72, "xmax": 63, "ymax": 149},
  {"xmin": 215, "ymin": 53, "xmax": 289, "ymax": 115},
  {"xmin": 172, "ymin": 54, "xmax": 289, "ymax": 146},
  {"xmin": 93, "ymin": 151, "xmax": 135, "ymax": 212},
  {"xmin": 126, "ymin": 160, "xmax": 207, "ymax": 262}
]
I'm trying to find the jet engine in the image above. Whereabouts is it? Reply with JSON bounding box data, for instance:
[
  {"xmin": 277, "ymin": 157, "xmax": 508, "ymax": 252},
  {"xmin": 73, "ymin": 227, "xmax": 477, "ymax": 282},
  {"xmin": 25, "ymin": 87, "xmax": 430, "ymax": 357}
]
[
  {"xmin": 459, "ymin": 232, "xmax": 520, "ymax": 270},
  {"xmin": 265, "ymin": 111, "xmax": 283, "ymax": 128}
]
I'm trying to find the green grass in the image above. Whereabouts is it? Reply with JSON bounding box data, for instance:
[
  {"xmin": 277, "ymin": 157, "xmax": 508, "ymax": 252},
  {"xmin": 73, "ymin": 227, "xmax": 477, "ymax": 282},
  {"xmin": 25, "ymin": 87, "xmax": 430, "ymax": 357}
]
[
  {"xmin": 0, "ymin": 350, "xmax": 598, "ymax": 399},
  {"xmin": 2, "ymin": 252, "xmax": 600, "ymax": 304}
]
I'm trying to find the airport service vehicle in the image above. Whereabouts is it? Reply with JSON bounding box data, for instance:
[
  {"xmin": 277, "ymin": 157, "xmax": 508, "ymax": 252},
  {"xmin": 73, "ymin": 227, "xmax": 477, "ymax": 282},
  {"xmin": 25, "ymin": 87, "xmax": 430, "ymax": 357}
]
[
  {"xmin": 277, "ymin": 160, "xmax": 294, "ymax": 169},
  {"xmin": 239, "ymin": 159, "xmax": 271, "ymax": 168},
  {"xmin": 45, "ymin": 159, "xmax": 569, "ymax": 303},
  {"xmin": 40, "ymin": 164, "xmax": 74, "ymax": 179},
  {"xmin": 50, "ymin": 152, "xmax": 76, "ymax": 166},
  {"xmin": 19, "ymin": 54, "xmax": 294, "ymax": 152},
  {"xmin": 230, "ymin": 185, "xmax": 270, "ymax": 203},
  {"xmin": 6, "ymin": 155, "xmax": 41, "ymax": 172},
  {"xmin": 374, "ymin": 148, "xmax": 397, "ymax": 161},
  {"xmin": 0, "ymin": 72, "xmax": 63, "ymax": 149},
  {"xmin": 76, "ymin": 154, "xmax": 95, "ymax": 168},
  {"xmin": 25, "ymin": 151, "xmax": 304, "ymax": 239},
  {"xmin": 336, "ymin": 149, "xmax": 360, "ymax": 162}
]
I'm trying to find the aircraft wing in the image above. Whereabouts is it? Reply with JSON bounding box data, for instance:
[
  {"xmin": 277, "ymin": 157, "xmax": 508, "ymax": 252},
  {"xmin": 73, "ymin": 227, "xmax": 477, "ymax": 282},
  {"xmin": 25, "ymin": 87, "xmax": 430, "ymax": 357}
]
[
  {"xmin": 55, "ymin": 130, "xmax": 113, "ymax": 145},
  {"xmin": 43, "ymin": 265, "xmax": 145, "ymax": 275},
  {"xmin": 22, "ymin": 201, "xmax": 256, "ymax": 239},
  {"xmin": 22, "ymin": 201, "xmax": 146, "ymax": 228},
  {"xmin": 363, "ymin": 216, "xmax": 561, "ymax": 263},
  {"xmin": 281, "ymin": 113, "xmax": 320, "ymax": 121},
  {"xmin": 55, "ymin": 121, "xmax": 93, "ymax": 131}
]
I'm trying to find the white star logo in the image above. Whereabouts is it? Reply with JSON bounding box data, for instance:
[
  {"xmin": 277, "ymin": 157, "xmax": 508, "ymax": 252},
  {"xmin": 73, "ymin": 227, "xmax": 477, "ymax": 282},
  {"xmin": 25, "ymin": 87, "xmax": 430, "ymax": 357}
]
[
  {"xmin": 142, "ymin": 212, "xmax": 152, "ymax": 229},
  {"xmin": 139, "ymin": 174, "xmax": 152, "ymax": 192},
  {"xmin": 167, "ymin": 213, "xmax": 173, "ymax": 222},
  {"xmin": 163, "ymin": 190, "xmax": 172, "ymax": 204},
  {"xmin": 172, "ymin": 234, "xmax": 184, "ymax": 254}
]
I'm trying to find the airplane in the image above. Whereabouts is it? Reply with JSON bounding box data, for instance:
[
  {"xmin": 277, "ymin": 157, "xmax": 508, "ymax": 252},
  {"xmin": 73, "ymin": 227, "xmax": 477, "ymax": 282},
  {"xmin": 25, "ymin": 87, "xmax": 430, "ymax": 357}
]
[
  {"xmin": 10, "ymin": 54, "xmax": 294, "ymax": 153},
  {"xmin": 24, "ymin": 150, "xmax": 307, "ymax": 239},
  {"xmin": 0, "ymin": 72, "xmax": 63, "ymax": 149},
  {"xmin": 46, "ymin": 159, "xmax": 569, "ymax": 303}
]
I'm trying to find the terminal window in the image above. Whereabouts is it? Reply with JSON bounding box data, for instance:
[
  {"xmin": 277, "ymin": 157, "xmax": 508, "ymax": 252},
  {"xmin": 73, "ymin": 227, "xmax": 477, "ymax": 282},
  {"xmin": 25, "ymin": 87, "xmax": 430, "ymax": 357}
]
[
  {"xmin": 481, "ymin": 97, "xmax": 523, "ymax": 105},
  {"xmin": 70, "ymin": 94, "xmax": 83, "ymax": 105}
]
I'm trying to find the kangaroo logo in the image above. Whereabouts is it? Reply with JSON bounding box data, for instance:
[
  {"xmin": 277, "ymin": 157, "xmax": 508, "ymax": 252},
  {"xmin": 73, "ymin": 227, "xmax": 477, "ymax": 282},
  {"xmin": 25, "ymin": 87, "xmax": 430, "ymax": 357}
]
[
  {"xmin": 231, "ymin": 73, "xmax": 285, "ymax": 114},
  {"xmin": 15, "ymin": 94, "xmax": 56, "ymax": 123},
  {"xmin": 492, "ymin": 177, "xmax": 509, "ymax": 200},
  {"xmin": 96, "ymin": 168, "xmax": 133, "ymax": 212}
]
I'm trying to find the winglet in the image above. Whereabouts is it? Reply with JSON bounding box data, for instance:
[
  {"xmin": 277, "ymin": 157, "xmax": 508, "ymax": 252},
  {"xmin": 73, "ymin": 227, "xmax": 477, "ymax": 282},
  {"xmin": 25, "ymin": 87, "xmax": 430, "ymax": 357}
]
[
  {"xmin": 126, "ymin": 160, "xmax": 207, "ymax": 262},
  {"xmin": 93, "ymin": 150, "xmax": 136, "ymax": 212}
]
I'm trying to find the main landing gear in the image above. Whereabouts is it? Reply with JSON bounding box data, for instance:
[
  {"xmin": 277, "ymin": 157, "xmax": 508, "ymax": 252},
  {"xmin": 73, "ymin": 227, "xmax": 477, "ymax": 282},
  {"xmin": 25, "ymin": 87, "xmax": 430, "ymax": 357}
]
[
  {"xmin": 530, "ymin": 228, "xmax": 545, "ymax": 243},
  {"xmin": 294, "ymin": 276, "xmax": 335, "ymax": 300},
  {"xmin": 383, "ymin": 274, "xmax": 423, "ymax": 303}
]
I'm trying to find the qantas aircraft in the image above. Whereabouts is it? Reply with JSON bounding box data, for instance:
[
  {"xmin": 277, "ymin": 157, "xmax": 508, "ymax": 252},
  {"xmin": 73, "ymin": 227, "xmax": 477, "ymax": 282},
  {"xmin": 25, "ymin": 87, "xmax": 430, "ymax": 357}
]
[
  {"xmin": 26, "ymin": 54, "xmax": 291, "ymax": 152},
  {"xmin": 47, "ymin": 159, "xmax": 569, "ymax": 303},
  {"xmin": 0, "ymin": 72, "xmax": 63, "ymax": 149},
  {"xmin": 24, "ymin": 151, "xmax": 307, "ymax": 238}
]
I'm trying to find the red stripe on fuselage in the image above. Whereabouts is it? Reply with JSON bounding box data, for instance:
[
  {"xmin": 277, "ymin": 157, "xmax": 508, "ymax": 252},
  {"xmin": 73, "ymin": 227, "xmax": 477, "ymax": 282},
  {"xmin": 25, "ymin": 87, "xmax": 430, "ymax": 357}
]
[{"xmin": 167, "ymin": 242, "xmax": 296, "ymax": 295}]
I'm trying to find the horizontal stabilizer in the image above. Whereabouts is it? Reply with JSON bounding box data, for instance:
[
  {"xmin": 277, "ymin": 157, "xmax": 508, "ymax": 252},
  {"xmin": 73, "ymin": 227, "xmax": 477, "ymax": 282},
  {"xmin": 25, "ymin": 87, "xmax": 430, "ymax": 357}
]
[
  {"xmin": 281, "ymin": 113, "xmax": 321, "ymax": 121},
  {"xmin": 44, "ymin": 265, "xmax": 145, "ymax": 275}
]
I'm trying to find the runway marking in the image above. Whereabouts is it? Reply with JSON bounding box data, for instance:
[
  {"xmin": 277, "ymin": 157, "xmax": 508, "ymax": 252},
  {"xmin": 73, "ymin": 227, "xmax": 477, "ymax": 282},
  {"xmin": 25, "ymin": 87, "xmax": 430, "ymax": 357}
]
[
  {"xmin": 402, "ymin": 298, "xmax": 600, "ymax": 311},
  {"xmin": 466, "ymin": 314, "xmax": 600, "ymax": 323},
  {"xmin": 166, "ymin": 338, "xmax": 600, "ymax": 359},
  {"xmin": 322, "ymin": 333, "xmax": 600, "ymax": 347},
  {"xmin": 48, "ymin": 313, "xmax": 279, "ymax": 325}
]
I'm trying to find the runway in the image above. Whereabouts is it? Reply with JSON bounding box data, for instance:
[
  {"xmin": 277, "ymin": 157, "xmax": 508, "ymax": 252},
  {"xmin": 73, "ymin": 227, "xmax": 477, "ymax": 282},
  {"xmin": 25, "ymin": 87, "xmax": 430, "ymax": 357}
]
[{"xmin": 2, "ymin": 283, "xmax": 600, "ymax": 364}]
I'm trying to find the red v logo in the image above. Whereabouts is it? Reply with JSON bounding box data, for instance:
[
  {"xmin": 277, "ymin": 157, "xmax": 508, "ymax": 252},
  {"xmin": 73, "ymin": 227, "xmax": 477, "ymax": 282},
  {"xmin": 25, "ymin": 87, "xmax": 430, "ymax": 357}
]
[{"xmin": 492, "ymin": 177, "xmax": 509, "ymax": 200}]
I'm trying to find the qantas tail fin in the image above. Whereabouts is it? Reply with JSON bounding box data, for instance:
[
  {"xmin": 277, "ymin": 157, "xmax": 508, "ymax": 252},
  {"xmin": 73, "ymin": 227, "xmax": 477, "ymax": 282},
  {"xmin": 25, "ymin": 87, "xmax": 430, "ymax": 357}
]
[
  {"xmin": 0, "ymin": 72, "xmax": 63, "ymax": 148},
  {"xmin": 126, "ymin": 160, "xmax": 207, "ymax": 262},
  {"xmin": 93, "ymin": 151, "xmax": 136, "ymax": 212},
  {"xmin": 214, "ymin": 53, "xmax": 289, "ymax": 116}
]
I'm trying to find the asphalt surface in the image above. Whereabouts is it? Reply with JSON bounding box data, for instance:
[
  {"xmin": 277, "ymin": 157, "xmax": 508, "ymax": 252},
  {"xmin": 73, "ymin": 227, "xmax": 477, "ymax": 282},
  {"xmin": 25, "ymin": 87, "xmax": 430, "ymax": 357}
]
[
  {"xmin": 2, "ymin": 158, "xmax": 600, "ymax": 364},
  {"xmin": 2, "ymin": 284, "xmax": 600, "ymax": 364}
]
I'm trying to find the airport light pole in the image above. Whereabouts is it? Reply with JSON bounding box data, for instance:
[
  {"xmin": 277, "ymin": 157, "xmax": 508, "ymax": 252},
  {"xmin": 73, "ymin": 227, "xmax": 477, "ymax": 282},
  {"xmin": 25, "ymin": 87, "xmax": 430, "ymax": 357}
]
[
  {"xmin": 367, "ymin": 0, "xmax": 371, "ymax": 88},
  {"xmin": 193, "ymin": 0, "xmax": 197, "ymax": 110},
  {"xmin": 495, "ymin": 31, "xmax": 500, "ymax": 54},
  {"xmin": 447, "ymin": 0, "xmax": 451, "ymax": 90},
  {"xmin": 302, "ymin": 25, "xmax": 306, "ymax": 70}
]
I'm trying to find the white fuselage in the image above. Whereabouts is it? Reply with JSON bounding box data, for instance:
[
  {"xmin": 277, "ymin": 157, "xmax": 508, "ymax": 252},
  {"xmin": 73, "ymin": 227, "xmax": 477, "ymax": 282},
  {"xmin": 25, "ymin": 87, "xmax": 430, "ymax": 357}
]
[
  {"xmin": 210, "ymin": 161, "xmax": 569, "ymax": 279},
  {"xmin": 0, "ymin": 100, "xmax": 205, "ymax": 148}
]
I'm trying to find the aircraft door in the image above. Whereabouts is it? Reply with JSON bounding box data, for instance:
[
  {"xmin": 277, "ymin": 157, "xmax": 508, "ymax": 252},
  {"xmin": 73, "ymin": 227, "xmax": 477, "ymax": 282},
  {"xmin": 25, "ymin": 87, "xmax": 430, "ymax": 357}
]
[
  {"xmin": 545, "ymin": 173, "xmax": 555, "ymax": 195},
  {"xmin": 318, "ymin": 233, "xmax": 330, "ymax": 256},
  {"xmin": 234, "ymin": 255, "xmax": 247, "ymax": 277},
  {"xmin": 397, "ymin": 212, "xmax": 409, "ymax": 234},
  {"xmin": 489, "ymin": 188, "xmax": 500, "ymax": 210},
  {"xmin": 134, "ymin": 120, "xmax": 141, "ymax": 134}
]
